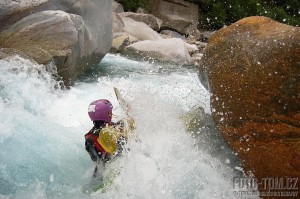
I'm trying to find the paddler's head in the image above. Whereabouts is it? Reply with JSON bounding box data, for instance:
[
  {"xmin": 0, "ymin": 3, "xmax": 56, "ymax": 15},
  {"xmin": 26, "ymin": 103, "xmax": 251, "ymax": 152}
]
[{"xmin": 88, "ymin": 99, "xmax": 113, "ymax": 124}]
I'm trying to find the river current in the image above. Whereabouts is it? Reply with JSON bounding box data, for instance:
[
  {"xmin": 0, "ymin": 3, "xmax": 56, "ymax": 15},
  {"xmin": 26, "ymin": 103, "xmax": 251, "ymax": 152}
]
[{"xmin": 0, "ymin": 53, "xmax": 245, "ymax": 199}]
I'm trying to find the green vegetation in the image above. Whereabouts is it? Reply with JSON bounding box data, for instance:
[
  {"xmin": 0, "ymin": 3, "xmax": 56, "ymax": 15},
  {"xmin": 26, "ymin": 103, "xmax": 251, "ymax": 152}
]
[
  {"xmin": 192, "ymin": 0, "xmax": 300, "ymax": 30},
  {"xmin": 121, "ymin": 0, "xmax": 151, "ymax": 12},
  {"xmin": 120, "ymin": 0, "xmax": 300, "ymax": 30}
]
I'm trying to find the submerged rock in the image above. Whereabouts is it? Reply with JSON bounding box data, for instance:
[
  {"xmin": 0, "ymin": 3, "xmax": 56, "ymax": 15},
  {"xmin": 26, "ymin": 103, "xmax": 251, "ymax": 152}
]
[{"xmin": 200, "ymin": 16, "xmax": 300, "ymax": 187}]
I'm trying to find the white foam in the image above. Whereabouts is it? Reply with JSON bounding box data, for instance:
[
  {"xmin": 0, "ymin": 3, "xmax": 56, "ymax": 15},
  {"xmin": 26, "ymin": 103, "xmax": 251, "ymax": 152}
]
[{"xmin": 0, "ymin": 54, "xmax": 243, "ymax": 199}]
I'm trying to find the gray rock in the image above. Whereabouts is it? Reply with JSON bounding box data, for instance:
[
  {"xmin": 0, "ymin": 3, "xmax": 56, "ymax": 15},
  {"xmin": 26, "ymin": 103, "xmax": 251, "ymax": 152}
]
[
  {"xmin": 0, "ymin": 0, "xmax": 112, "ymax": 86},
  {"xmin": 113, "ymin": 12, "xmax": 125, "ymax": 33},
  {"xmin": 123, "ymin": 38, "xmax": 191, "ymax": 64},
  {"xmin": 136, "ymin": 7, "xmax": 148, "ymax": 14},
  {"xmin": 118, "ymin": 12, "xmax": 162, "ymax": 31},
  {"xmin": 0, "ymin": 10, "xmax": 92, "ymax": 84},
  {"xmin": 151, "ymin": 0, "xmax": 198, "ymax": 35},
  {"xmin": 121, "ymin": 16, "xmax": 162, "ymax": 41},
  {"xmin": 110, "ymin": 32, "xmax": 129, "ymax": 52},
  {"xmin": 196, "ymin": 41, "xmax": 207, "ymax": 53},
  {"xmin": 128, "ymin": 34, "xmax": 139, "ymax": 44},
  {"xmin": 113, "ymin": 0, "xmax": 124, "ymax": 13},
  {"xmin": 199, "ymin": 30, "xmax": 216, "ymax": 42},
  {"xmin": 184, "ymin": 43, "xmax": 199, "ymax": 54},
  {"xmin": 0, "ymin": 48, "xmax": 35, "ymax": 62},
  {"xmin": 190, "ymin": 53, "xmax": 203, "ymax": 65},
  {"xmin": 160, "ymin": 30, "xmax": 186, "ymax": 40},
  {"xmin": 0, "ymin": 0, "xmax": 47, "ymax": 32}
]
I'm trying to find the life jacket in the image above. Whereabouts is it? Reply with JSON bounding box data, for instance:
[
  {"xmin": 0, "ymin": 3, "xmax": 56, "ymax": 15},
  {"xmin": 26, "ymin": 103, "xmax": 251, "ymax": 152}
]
[
  {"xmin": 85, "ymin": 128, "xmax": 108, "ymax": 158},
  {"xmin": 85, "ymin": 122, "xmax": 128, "ymax": 161}
]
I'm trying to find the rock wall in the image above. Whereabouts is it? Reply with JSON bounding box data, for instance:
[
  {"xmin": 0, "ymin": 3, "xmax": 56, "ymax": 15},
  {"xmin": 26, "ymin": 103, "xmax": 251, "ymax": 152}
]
[
  {"xmin": 199, "ymin": 16, "xmax": 300, "ymax": 192},
  {"xmin": 0, "ymin": 0, "xmax": 112, "ymax": 86}
]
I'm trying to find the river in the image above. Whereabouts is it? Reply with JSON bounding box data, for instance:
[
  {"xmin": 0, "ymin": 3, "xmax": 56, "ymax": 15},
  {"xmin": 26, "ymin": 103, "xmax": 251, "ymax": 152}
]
[{"xmin": 0, "ymin": 53, "xmax": 245, "ymax": 199}]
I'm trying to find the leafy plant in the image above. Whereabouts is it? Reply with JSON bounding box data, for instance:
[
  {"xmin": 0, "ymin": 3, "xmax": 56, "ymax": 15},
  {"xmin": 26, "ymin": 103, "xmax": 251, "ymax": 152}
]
[
  {"xmin": 188, "ymin": 0, "xmax": 300, "ymax": 30},
  {"xmin": 121, "ymin": 0, "xmax": 140, "ymax": 11},
  {"xmin": 121, "ymin": 0, "xmax": 151, "ymax": 12}
]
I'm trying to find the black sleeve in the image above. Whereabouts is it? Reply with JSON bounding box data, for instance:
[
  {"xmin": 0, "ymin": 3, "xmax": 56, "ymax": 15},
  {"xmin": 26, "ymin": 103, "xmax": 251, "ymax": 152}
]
[{"xmin": 85, "ymin": 138, "xmax": 98, "ymax": 162}]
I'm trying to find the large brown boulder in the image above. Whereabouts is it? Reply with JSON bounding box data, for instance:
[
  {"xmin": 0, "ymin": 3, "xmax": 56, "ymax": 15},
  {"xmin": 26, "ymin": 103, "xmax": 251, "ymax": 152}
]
[{"xmin": 199, "ymin": 16, "xmax": 300, "ymax": 191}]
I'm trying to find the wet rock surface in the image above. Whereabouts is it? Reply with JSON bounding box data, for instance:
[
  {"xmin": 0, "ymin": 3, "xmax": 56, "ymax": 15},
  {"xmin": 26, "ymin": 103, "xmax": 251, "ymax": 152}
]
[
  {"xmin": 0, "ymin": 0, "xmax": 112, "ymax": 86},
  {"xmin": 200, "ymin": 16, "xmax": 300, "ymax": 188}
]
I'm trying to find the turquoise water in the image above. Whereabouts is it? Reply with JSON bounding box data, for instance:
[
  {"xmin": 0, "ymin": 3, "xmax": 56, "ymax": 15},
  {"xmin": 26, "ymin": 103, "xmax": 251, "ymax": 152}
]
[{"xmin": 0, "ymin": 54, "xmax": 242, "ymax": 199}]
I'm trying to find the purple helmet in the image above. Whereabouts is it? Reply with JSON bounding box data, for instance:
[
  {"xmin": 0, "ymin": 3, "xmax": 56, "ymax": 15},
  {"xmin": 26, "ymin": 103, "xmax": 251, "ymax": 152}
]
[{"xmin": 88, "ymin": 99, "xmax": 113, "ymax": 122}]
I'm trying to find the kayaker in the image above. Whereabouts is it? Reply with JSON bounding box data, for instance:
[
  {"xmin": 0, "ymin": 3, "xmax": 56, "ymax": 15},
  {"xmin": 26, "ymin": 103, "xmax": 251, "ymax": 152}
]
[{"xmin": 84, "ymin": 99, "xmax": 127, "ymax": 163}]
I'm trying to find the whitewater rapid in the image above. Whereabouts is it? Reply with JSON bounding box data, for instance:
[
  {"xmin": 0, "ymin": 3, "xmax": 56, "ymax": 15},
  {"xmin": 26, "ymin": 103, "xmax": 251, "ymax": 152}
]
[{"xmin": 0, "ymin": 54, "xmax": 242, "ymax": 199}]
